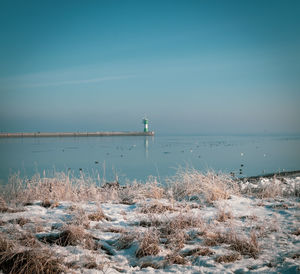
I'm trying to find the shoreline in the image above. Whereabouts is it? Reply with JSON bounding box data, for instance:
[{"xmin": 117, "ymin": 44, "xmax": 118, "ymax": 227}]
[
  {"xmin": 1, "ymin": 169, "xmax": 300, "ymax": 186},
  {"xmin": 240, "ymin": 169, "xmax": 300, "ymax": 182}
]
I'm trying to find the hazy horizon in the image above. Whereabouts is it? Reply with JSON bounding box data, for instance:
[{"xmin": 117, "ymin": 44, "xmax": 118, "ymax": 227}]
[{"xmin": 1, "ymin": 0, "xmax": 299, "ymax": 135}]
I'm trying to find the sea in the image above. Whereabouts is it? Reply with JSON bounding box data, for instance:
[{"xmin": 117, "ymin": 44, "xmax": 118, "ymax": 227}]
[{"xmin": 0, "ymin": 135, "xmax": 300, "ymax": 185}]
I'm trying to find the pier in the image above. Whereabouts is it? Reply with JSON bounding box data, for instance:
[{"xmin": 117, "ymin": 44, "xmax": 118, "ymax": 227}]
[
  {"xmin": 0, "ymin": 131, "xmax": 155, "ymax": 138},
  {"xmin": 0, "ymin": 118, "xmax": 155, "ymax": 138}
]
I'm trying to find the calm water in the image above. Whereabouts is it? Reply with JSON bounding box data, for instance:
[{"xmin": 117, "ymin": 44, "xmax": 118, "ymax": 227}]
[{"xmin": 0, "ymin": 135, "xmax": 300, "ymax": 185}]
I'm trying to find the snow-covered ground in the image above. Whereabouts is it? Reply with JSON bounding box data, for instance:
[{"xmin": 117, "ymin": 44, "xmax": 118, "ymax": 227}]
[{"xmin": 0, "ymin": 173, "xmax": 299, "ymax": 273}]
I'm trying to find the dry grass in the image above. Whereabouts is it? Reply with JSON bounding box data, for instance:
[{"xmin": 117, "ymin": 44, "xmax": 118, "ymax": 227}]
[
  {"xmin": 2, "ymin": 169, "xmax": 241, "ymax": 208},
  {"xmin": 256, "ymin": 201, "xmax": 265, "ymax": 207},
  {"xmin": 247, "ymin": 215, "xmax": 258, "ymax": 221},
  {"xmin": 216, "ymin": 208, "xmax": 233, "ymax": 222},
  {"xmin": 166, "ymin": 229, "xmax": 188, "ymax": 250},
  {"xmin": 88, "ymin": 208, "xmax": 109, "ymax": 221},
  {"xmin": 166, "ymin": 168, "xmax": 239, "ymax": 203},
  {"xmin": 39, "ymin": 225, "xmax": 97, "ymax": 250},
  {"xmin": 138, "ymin": 212, "xmax": 204, "ymax": 253},
  {"xmin": 115, "ymin": 231, "xmax": 136, "ymax": 250},
  {"xmin": 161, "ymin": 213, "xmax": 203, "ymax": 234},
  {"xmin": 138, "ymin": 213, "xmax": 203, "ymax": 251},
  {"xmin": 165, "ymin": 253, "xmax": 186, "ymax": 265},
  {"xmin": 254, "ymin": 217, "xmax": 279, "ymax": 238},
  {"xmin": 138, "ymin": 217, "xmax": 163, "ymax": 228},
  {"xmin": 0, "ymin": 206, "xmax": 24, "ymax": 213},
  {"xmin": 0, "ymin": 196, "xmax": 6, "ymax": 207},
  {"xmin": 9, "ymin": 217, "xmax": 31, "ymax": 227},
  {"xmin": 136, "ymin": 229, "xmax": 160, "ymax": 258},
  {"xmin": 1, "ymin": 172, "xmax": 106, "ymax": 205},
  {"xmin": 204, "ymin": 230, "xmax": 260, "ymax": 258},
  {"xmin": 241, "ymin": 176, "xmax": 300, "ymax": 198},
  {"xmin": 103, "ymin": 226, "xmax": 126, "ymax": 233},
  {"xmin": 83, "ymin": 260, "xmax": 98, "ymax": 269},
  {"xmin": 18, "ymin": 233, "xmax": 42, "ymax": 248},
  {"xmin": 118, "ymin": 188, "xmax": 135, "ymax": 205},
  {"xmin": 215, "ymin": 253, "xmax": 241, "ymax": 263},
  {"xmin": 182, "ymin": 247, "xmax": 215, "ymax": 257},
  {"xmin": 0, "ymin": 233, "xmax": 64, "ymax": 273},
  {"xmin": 228, "ymin": 231, "xmax": 260, "ymax": 258},
  {"xmin": 1, "ymin": 172, "xmax": 166, "ymax": 207},
  {"xmin": 140, "ymin": 178, "xmax": 165, "ymax": 199},
  {"xmin": 139, "ymin": 261, "xmax": 163, "ymax": 269},
  {"xmin": 0, "ymin": 248, "xmax": 65, "ymax": 274},
  {"xmin": 82, "ymin": 256, "xmax": 98, "ymax": 269},
  {"xmin": 69, "ymin": 208, "xmax": 90, "ymax": 228},
  {"xmin": 0, "ymin": 234, "xmax": 15, "ymax": 253},
  {"xmin": 40, "ymin": 199, "xmax": 52, "ymax": 208},
  {"xmin": 40, "ymin": 200, "xmax": 59, "ymax": 208},
  {"xmin": 57, "ymin": 226, "xmax": 96, "ymax": 249},
  {"xmin": 140, "ymin": 201, "xmax": 175, "ymax": 214},
  {"xmin": 119, "ymin": 178, "xmax": 165, "ymax": 202},
  {"xmin": 257, "ymin": 181, "xmax": 283, "ymax": 198},
  {"xmin": 272, "ymin": 203, "xmax": 289, "ymax": 209}
]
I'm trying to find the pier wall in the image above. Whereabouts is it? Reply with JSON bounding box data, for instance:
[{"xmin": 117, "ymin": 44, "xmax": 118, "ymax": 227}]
[{"xmin": 0, "ymin": 131, "xmax": 155, "ymax": 138}]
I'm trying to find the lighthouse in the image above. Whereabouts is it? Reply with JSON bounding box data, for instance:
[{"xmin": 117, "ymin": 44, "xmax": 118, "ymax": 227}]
[{"xmin": 143, "ymin": 118, "xmax": 149, "ymax": 132}]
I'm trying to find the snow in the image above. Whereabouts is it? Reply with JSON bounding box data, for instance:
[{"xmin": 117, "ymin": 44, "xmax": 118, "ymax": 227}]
[{"xmin": 1, "ymin": 176, "xmax": 299, "ymax": 273}]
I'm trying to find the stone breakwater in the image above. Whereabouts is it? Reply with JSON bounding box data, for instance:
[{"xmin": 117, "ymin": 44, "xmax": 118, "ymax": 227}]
[{"xmin": 0, "ymin": 131, "xmax": 155, "ymax": 138}]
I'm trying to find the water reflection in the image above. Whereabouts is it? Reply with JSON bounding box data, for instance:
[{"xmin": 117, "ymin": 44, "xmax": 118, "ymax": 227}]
[{"xmin": 144, "ymin": 137, "xmax": 149, "ymax": 159}]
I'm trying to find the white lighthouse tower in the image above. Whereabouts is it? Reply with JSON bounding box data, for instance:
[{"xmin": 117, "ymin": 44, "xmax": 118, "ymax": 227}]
[{"xmin": 143, "ymin": 118, "xmax": 149, "ymax": 133}]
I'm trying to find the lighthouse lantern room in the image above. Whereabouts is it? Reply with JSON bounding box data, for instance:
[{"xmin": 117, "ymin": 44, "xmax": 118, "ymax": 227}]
[{"xmin": 143, "ymin": 118, "xmax": 149, "ymax": 133}]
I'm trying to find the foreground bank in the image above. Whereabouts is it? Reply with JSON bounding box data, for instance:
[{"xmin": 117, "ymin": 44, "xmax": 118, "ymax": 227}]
[{"xmin": 0, "ymin": 170, "xmax": 299, "ymax": 273}]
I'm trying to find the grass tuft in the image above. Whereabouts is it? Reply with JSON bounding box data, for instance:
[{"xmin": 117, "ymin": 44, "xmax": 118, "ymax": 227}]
[
  {"xmin": 215, "ymin": 253, "xmax": 241, "ymax": 263},
  {"xmin": 0, "ymin": 235, "xmax": 64, "ymax": 274},
  {"xmin": 204, "ymin": 230, "xmax": 260, "ymax": 258},
  {"xmin": 160, "ymin": 213, "xmax": 203, "ymax": 235},
  {"xmin": 115, "ymin": 232, "xmax": 136, "ymax": 250},
  {"xmin": 136, "ymin": 229, "xmax": 160, "ymax": 258},
  {"xmin": 0, "ymin": 234, "xmax": 15, "ymax": 253},
  {"xmin": 166, "ymin": 229, "xmax": 187, "ymax": 250},
  {"xmin": 39, "ymin": 225, "xmax": 97, "ymax": 250},
  {"xmin": 19, "ymin": 233, "xmax": 42, "ymax": 248},
  {"xmin": 216, "ymin": 208, "xmax": 233, "ymax": 222},
  {"xmin": 0, "ymin": 197, "xmax": 7, "ymax": 211},
  {"xmin": 0, "ymin": 248, "xmax": 65, "ymax": 274},
  {"xmin": 13, "ymin": 218, "xmax": 31, "ymax": 227},
  {"xmin": 40, "ymin": 200, "xmax": 59, "ymax": 208},
  {"xmin": 182, "ymin": 247, "xmax": 215, "ymax": 257},
  {"xmin": 165, "ymin": 253, "xmax": 186, "ymax": 265},
  {"xmin": 140, "ymin": 201, "xmax": 174, "ymax": 214},
  {"xmin": 0, "ymin": 207, "xmax": 24, "ymax": 213},
  {"xmin": 88, "ymin": 208, "xmax": 109, "ymax": 221},
  {"xmin": 139, "ymin": 261, "xmax": 162, "ymax": 269},
  {"xmin": 83, "ymin": 256, "xmax": 98, "ymax": 269},
  {"xmin": 166, "ymin": 168, "xmax": 239, "ymax": 202}
]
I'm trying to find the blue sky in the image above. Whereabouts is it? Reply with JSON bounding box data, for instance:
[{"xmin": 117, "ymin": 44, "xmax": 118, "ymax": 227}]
[{"xmin": 0, "ymin": 0, "xmax": 299, "ymax": 134}]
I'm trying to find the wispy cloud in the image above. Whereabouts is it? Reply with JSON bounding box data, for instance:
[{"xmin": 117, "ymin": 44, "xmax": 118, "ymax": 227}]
[
  {"xmin": 23, "ymin": 75, "xmax": 135, "ymax": 88},
  {"xmin": 27, "ymin": 75, "xmax": 134, "ymax": 87},
  {"xmin": 0, "ymin": 73, "xmax": 135, "ymax": 90}
]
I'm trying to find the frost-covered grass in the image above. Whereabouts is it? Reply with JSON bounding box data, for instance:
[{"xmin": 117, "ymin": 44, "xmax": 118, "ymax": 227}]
[{"xmin": 0, "ymin": 169, "xmax": 299, "ymax": 273}]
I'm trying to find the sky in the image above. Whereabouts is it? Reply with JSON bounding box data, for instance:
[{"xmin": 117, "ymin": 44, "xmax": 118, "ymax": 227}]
[{"xmin": 0, "ymin": 0, "xmax": 299, "ymax": 135}]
